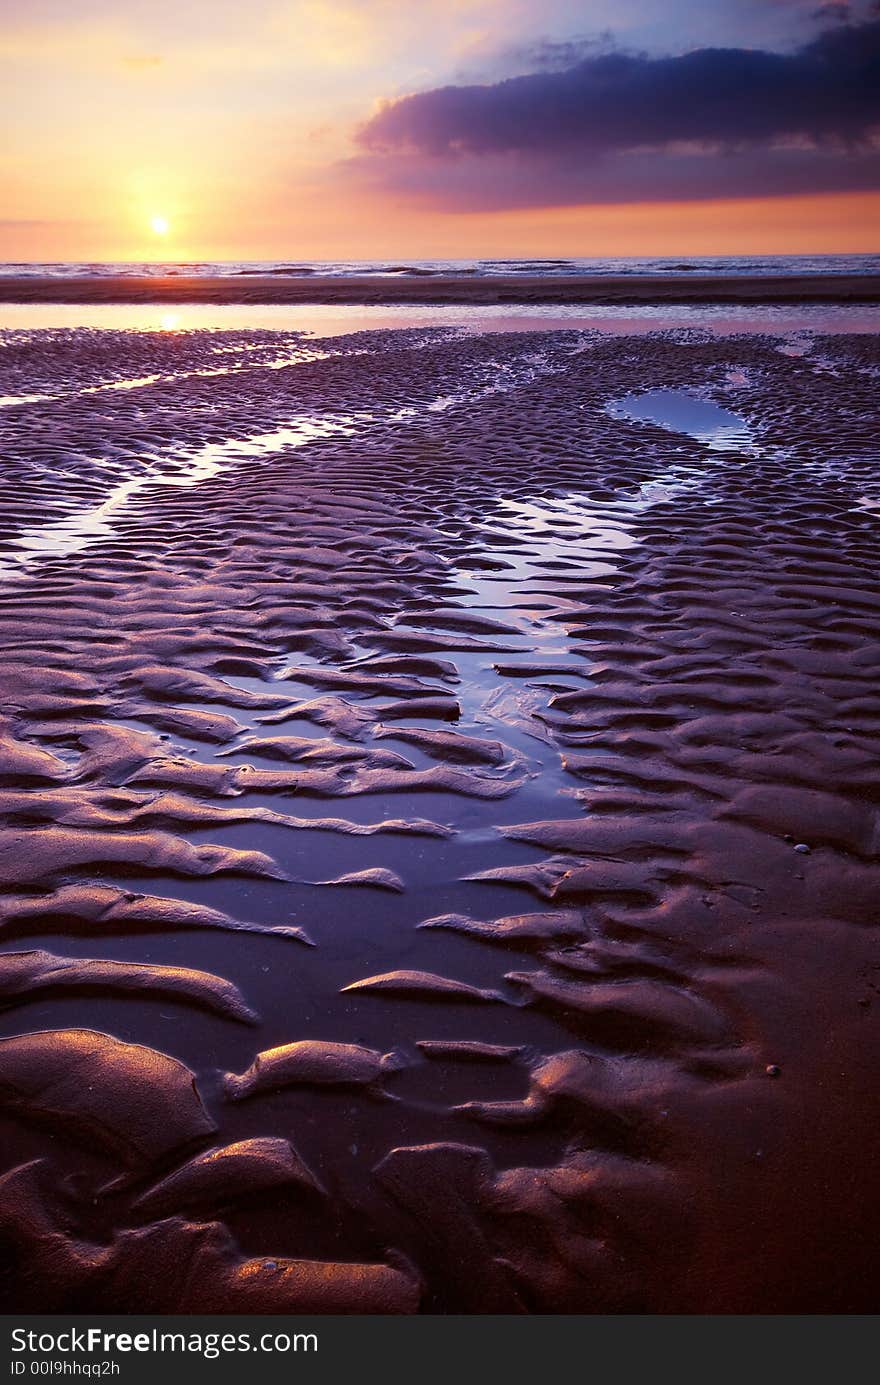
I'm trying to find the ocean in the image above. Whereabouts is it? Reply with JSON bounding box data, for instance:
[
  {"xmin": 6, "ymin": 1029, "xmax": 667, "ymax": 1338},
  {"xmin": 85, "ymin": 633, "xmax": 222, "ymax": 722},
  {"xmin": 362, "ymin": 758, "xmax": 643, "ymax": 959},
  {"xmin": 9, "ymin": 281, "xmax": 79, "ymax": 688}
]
[{"xmin": 2, "ymin": 253, "xmax": 879, "ymax": 279}]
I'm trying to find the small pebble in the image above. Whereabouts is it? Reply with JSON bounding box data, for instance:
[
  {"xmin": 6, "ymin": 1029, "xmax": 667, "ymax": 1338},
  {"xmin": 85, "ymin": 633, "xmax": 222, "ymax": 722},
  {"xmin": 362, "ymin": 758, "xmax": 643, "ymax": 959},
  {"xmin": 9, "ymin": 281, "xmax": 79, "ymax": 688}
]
[
  {"xmin": 765, "ymin": 1064, "xmax": 781, "ymax": 1077},
  {"xmin": 793, "ymin": 843, "xmax": 811, "ymax": 854}
]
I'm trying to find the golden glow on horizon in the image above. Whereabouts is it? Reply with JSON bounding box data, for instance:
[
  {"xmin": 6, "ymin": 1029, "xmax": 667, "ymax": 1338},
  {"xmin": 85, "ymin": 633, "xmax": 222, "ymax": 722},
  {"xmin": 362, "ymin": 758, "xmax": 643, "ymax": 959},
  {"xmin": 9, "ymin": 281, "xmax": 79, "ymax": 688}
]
[
  {"xmin": 69, "ymin": 189, "xmax": 877, "ymax": 265},
  {"xmin": 1, "ymin": 2, "xmax": 878, "ymax": 265}
]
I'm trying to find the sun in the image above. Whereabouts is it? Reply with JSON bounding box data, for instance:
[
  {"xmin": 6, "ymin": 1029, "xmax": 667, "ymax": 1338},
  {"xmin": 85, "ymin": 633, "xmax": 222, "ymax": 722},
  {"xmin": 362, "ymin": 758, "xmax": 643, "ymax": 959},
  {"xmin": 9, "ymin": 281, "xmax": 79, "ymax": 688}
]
[{"xmin": 150, "ymin": 215, "xmax": 170, "ymax": 237}]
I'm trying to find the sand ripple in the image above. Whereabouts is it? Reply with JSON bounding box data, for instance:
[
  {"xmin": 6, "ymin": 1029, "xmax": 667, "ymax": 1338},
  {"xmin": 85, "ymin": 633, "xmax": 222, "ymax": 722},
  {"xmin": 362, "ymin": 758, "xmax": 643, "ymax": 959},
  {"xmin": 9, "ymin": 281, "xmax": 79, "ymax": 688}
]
[{"xmin": 0, "ymin": 324, "xmax": 878, "ymax": 1311}]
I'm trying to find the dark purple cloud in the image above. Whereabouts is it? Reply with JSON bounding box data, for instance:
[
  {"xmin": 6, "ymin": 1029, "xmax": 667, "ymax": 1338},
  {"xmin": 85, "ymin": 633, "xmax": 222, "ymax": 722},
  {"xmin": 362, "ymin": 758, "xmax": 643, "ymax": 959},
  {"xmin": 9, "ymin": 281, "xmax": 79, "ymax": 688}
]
[
  {"xmin": 346, "ymin": 144, "xmax": 880, "ymax": 212},
  {"xmin": 360, "ymin": 20, "xmax": 880, "ymax": 158},
  {"xmin": 811, "ymin": 3, "xmax": 854, "ymax": 21}
]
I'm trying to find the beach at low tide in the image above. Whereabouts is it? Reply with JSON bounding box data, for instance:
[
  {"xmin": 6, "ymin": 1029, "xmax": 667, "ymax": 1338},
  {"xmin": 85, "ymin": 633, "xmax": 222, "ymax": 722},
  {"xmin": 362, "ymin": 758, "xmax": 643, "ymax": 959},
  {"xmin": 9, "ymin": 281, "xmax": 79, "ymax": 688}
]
[{"xmin": 0, "ymin": 299, "xmax": 878, "ymax": 1313}]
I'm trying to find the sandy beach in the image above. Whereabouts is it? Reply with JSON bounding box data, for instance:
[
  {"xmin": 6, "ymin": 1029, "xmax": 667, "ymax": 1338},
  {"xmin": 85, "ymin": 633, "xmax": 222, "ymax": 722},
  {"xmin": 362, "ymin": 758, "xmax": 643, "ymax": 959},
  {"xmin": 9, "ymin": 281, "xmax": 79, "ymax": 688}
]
[
  {"xmin": 0, "ymin": 318, "xmax": 878, "ymax": 1314},
  {"xmin": 2, "ymin": 271, "xmax": 879, "ymax": 304}
]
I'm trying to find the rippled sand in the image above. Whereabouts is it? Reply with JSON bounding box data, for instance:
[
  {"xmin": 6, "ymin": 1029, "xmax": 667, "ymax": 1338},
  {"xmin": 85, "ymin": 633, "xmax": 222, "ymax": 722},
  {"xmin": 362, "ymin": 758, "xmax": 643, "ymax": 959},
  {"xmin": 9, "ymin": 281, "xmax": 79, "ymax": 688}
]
[{"xmin": 0, "ymin": 323, "xmax": 878, "ymax": 1312}]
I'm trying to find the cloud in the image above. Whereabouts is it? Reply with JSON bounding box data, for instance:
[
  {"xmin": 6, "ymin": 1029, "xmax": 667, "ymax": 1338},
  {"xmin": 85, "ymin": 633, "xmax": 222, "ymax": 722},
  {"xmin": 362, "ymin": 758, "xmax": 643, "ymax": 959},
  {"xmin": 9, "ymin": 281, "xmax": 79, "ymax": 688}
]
[
  {"xmin": 811, "ymin": 3, "xmax": 853, "ymax": 20},
  {"xmin": 450, "ymin": 31, "xmax": 617, "ymax": 84},
  {"xmin": 361, "ymin": 20, "xmax": 880, "ymax": 156},
  {"xmin": 354, "ymin": 18, "xmax": 880, "ymax": 208}
]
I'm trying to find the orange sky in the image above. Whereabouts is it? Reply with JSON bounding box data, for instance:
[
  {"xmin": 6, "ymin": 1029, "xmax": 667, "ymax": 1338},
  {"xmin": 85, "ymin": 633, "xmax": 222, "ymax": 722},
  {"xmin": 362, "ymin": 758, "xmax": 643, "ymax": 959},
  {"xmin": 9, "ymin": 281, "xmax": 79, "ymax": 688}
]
[
  {"xmin": 1, "ymin": 0, "xmax": 878, "ymax": 262},
  {"xmin": 5, "ymin": 192, "xmax": 879, "ymax": 265}
]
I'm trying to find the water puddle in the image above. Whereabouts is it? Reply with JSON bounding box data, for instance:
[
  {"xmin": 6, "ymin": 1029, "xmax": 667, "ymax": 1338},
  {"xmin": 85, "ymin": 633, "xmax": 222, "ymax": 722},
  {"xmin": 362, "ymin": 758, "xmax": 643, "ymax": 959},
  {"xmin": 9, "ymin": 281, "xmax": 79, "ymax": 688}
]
[
  {"xmin": 0, "ymin": 392, "xmax": 55, "ymax": 408},
  {"xmin": 1, "ymin": 302, "xmax": 879, "ymax": 335},
  {"xmin": 0, "ymin": 344, "xmax": 335, "ymax": 410},
  {"xmin": 608, "ymin": 388, "xmax": 752, "ymax": 452},
  {"xmin": 76, "ymin": 345, "xmax": 333, "ymax": 396},
  {"xmin": 0, "ymin": 415, "xmax": 356, "ymax": 576},
  {"xmin": 0, "ymin": 342, "xmax": 580, "ymax": 574}
]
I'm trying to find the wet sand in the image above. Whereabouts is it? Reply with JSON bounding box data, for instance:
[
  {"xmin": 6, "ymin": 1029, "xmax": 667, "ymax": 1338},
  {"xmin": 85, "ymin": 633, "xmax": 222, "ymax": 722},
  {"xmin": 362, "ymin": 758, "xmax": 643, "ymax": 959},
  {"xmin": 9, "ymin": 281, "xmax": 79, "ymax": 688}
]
[
  {"xmin": 2, "ymin": 271, "xmax": 879, "ymax": 304},
  {"xmin": 0, "ymin": 322, "xmax": 878, "ymax": 1313}
]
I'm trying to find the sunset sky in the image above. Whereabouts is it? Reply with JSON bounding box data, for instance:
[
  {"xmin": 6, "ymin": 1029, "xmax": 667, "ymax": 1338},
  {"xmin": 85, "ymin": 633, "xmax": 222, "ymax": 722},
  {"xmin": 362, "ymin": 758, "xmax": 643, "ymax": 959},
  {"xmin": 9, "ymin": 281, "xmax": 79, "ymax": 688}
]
[{"xmin": 2, "ymin": 0, "xmax": 879, "ymax": 261}]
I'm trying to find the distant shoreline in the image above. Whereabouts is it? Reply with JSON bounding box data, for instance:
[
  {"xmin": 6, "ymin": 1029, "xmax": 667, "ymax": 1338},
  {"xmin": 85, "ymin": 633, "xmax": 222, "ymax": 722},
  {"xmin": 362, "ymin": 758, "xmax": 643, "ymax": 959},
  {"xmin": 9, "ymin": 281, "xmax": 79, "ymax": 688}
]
[{"xmin": 2, "ymin": 272, "xmax": 879, "ymax": 305}]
